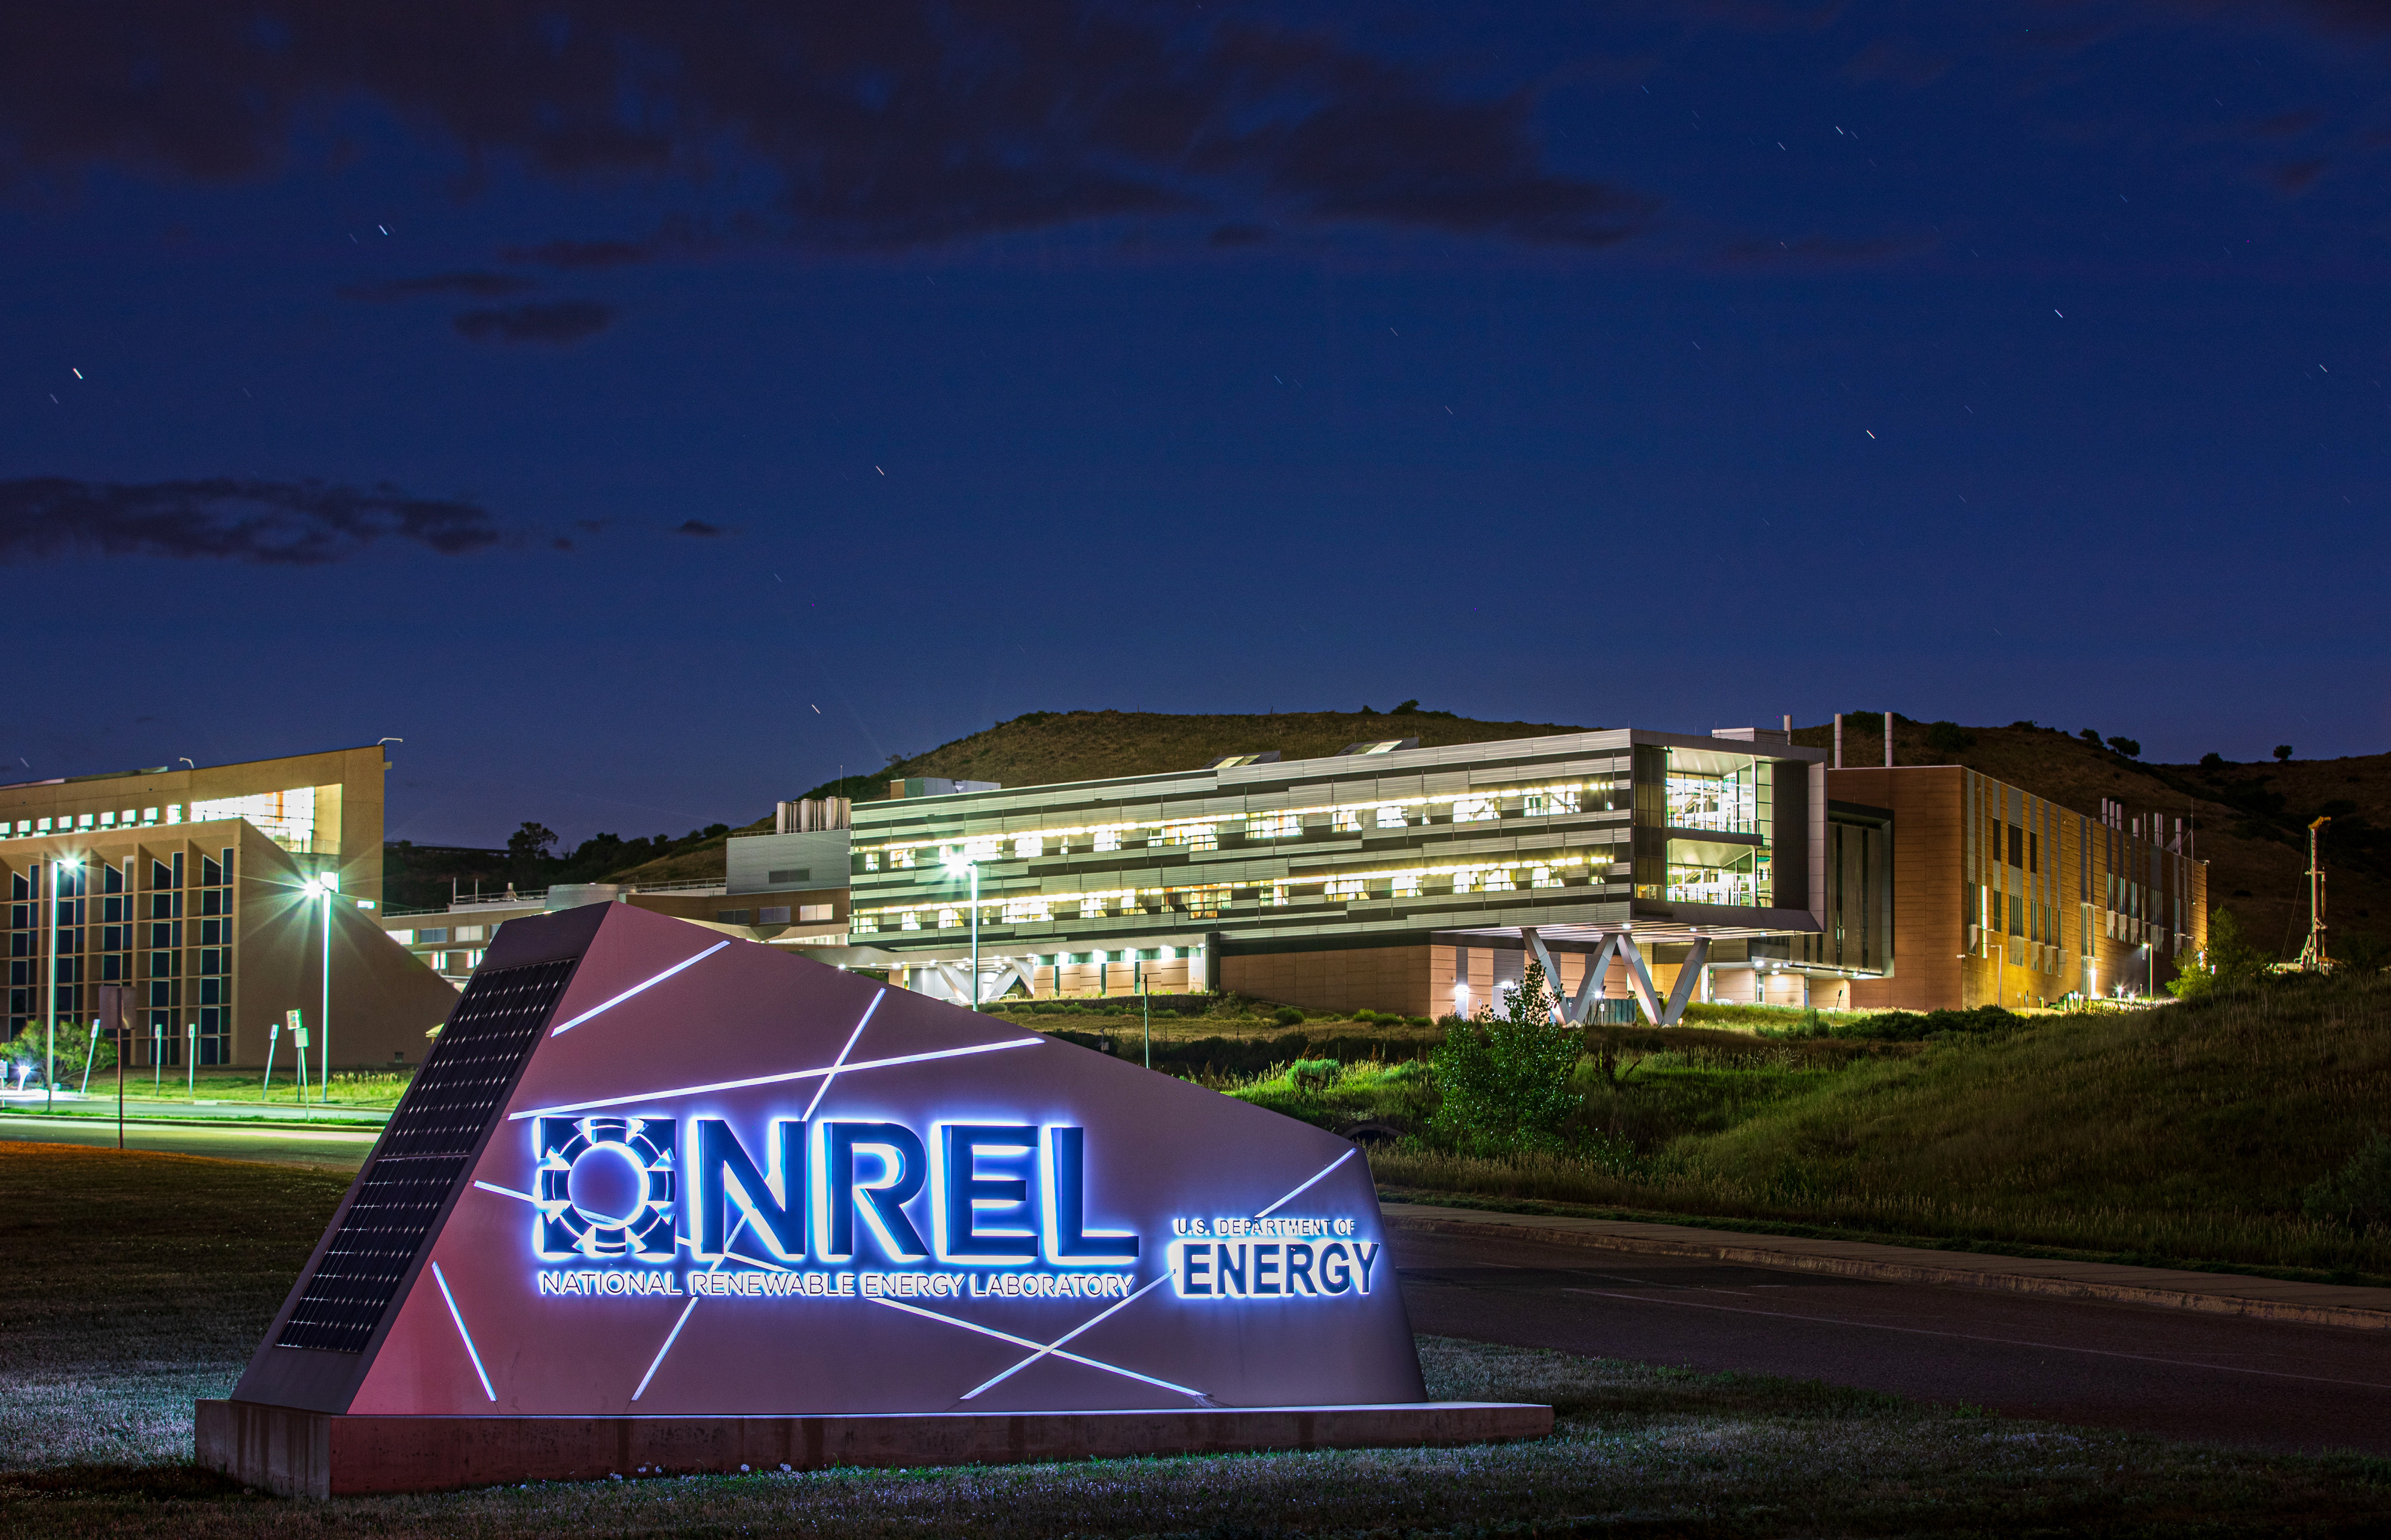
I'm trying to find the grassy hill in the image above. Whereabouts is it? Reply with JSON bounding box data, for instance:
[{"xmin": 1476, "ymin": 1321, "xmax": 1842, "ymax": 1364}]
[
  {"xmin": 866, "ymin": 705, "xmax": 1594, "ymax": 791},
  {"xmin": 426, "ymin": 705, "xmax": 2388, "ymax": 960}
]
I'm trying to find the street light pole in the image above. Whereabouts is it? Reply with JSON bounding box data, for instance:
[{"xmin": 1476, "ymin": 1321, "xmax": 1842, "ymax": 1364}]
[
  {"xmin": 942, "ymin": 852, "xmax": 980, "ymax": 1008},
  {"xmin": 302, "ymin": 872, "xmax": 337, "ymax": 1103},
  {"xmin": 44, "ymin": 856, "xmax": 81, "ymax": 1112}
]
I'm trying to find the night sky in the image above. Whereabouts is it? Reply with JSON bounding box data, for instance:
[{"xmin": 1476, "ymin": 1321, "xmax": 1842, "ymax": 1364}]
[{"xmin": 4, "ymin": 2, "xmax": 2386, "ymax": 847}]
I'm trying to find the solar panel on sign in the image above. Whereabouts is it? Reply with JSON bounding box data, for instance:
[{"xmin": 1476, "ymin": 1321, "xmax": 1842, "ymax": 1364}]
[{"xmin": 275, "ymin": 958, "xmax": 577, "ymax": 1353}]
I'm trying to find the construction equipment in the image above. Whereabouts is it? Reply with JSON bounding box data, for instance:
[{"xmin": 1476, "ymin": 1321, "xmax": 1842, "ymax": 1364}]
[{"xmin": 2296, "ymin": 816, "xmax": 2332, "ymax": 972}]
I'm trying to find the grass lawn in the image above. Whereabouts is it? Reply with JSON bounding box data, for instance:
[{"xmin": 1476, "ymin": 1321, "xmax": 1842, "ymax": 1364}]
[
  {"xmin": 5, "ymin": 1141, "xmax": 2390, "ymax": 1536},
  {"xmin": 1216, "ymin": 976, "xmax": 2391, "ymax": 1281},
  {"xmin": 6, "ymin": 1067, "xmax": 412, "ymax": 1115}
]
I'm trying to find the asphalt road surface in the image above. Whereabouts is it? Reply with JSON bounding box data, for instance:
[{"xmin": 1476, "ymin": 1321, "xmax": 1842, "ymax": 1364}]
[
  {"xmin": 0, "ymin": 1112, "xmax": 375, "ymax": 1168},
  {"xmin": 1390, "ymin": 1220, "xmax": 2391, "ymax": 1457}
]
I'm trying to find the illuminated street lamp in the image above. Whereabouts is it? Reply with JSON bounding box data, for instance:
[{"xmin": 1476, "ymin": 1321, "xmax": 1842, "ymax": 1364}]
[
  {"xmin": 941, "ymin": 850, "xmax": 980, "ymax": 1008},
  {"xmin": 299, "ymin": 870, "xmax": 338, "ymax": 1103},
  {"xmin": 46, "ymin": 855, "xmax": 80, "ymax": 1113}
]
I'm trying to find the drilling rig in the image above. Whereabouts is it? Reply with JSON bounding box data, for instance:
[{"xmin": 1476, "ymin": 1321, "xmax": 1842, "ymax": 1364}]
[{"xmin": 2295, "ymin": 815, "xmax": 2331, "ymax": 972}]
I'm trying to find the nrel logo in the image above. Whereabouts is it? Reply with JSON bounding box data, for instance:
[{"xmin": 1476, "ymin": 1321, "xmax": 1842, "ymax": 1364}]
[
  {"xmin": 531, "ymin": 1115, "xmax": 1138, "ymax": 1271},
  {"xmin": 535, "ymin": 1117, "xmax": 677, "ymax": 1260}
]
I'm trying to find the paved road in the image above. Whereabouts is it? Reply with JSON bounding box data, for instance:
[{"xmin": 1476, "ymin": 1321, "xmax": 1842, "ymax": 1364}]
[
  {"xmin": 0, "ymin": 1112, "xmax": 375, "ymax": 1168},
  {"xmin": 1390, "ymin": 1221, "xmax": 2391, "ymax": 1457}
]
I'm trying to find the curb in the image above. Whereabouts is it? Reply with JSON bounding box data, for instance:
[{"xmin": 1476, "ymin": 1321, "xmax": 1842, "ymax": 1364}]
[{"xmin": 1384, "ymin": 1210, "xmax": 2391, "ymax": 1333}]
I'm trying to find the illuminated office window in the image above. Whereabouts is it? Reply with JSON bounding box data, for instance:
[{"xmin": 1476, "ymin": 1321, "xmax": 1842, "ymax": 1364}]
[
  {"xmin": 891, "ymin": 847, "xmax": 915, "ymax": 869},
  {"xmin": 1093, "ymin": 827, "xmax": 1122, "ymax": 852},
  {"xmin": 937, "ymin": 908, "xmax": 959, "ymax": 929},
  {"xmin": 1078, "ymin": 896, "xmax": 1106, "ymax": 920},
  {"xmin": 1482, "ymin": 868, "xmax": 1517, "ymax": 892},
  {"xmin": 861, "ymin": 852, "xmax": 880, "ymax": 872},
  {"xmin": 1452, "ymin": 868, "xmax": 1479, "ymax": 895},
  {"xmin": 1181, "ymin": 884, "xmax": 1230, "ymax": 919},
  {"xmin": 188, "ymin": 785, "xmax": 316, "ymax": 852},
  {"xmin": 1002, "ymin": 896, "xmax": 1049, "ymax": 923},
  {"xmin": 1666, "ymin": 855, "xmax": 1762, "ymax": 907},
  {"xmin": 965, "ymin": 835, "xmax": 1002, "ymax": 861},
  {"xmin": 1334, "ymin": 808, "xmax": 1364, "ymax": 833},
  {"xmin": 1665, "ymin": 763, "xmax": 1757, "ymax": 833},
  {"xmin": 1392, "ymin": 872, "xmax": 1421, "ymax": 898},
  {"xmin": 1375, "ymin": 804, "xmax": 1408, "ymax": 829},
  {"xmin": 1157, "ymin": 822, "xmax": 1218, "ymax": 852},
  {"xmin": 1453, "ymin": 797, "xmax": 1498, "ymax": 823},
  {"xmin": 851, "ymin": 913, "xmax": 879, "ymax": 935},
  {"xmin": 1531, "ymin": 865, "xmax": 1560, "ymax": 888},
  {"xmin": 900, "ymin": 910, "xmax": 921, "ymax": 930},
  {"xmin": 1326, "ymin": 876, "xmax": 1365, "ymax": 901},
  {"xmin": 1013, "ymin": 834, "xmax": 1044, "ymax": 860},
  {"xmin": 1245, "ymin": 811, "xmax": 1301, "ymax": 840},
  {"xmin": 1525, "ymin": 786, "xmax": 1580, "ymax": 817}
]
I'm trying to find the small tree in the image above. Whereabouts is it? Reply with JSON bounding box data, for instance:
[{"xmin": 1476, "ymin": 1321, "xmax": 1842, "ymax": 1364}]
[
  {"xmin": 2078, "ymin": 727, "xmax": 2102, "ymax": 746},
  {"xmin": 2168, "ymin": 908, "xmax": 2271, "ymax": 999},
  {"xmin": 2274, "ymin": 745, "xmax": 2294, "ymax": 763},
  {"xmin": 2105, "ymin": 735, "xmax": 2142, "ymax": 758},
  {"xmin": 1429, "ymin": 962, "xmax": 1585, "ymax": 1155},
  {"xmin": 506, "ymin": 821, "xmax": 558, "ymax": 889}
]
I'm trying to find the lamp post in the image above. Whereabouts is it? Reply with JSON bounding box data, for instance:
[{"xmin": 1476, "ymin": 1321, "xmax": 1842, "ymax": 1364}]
[
  {"xmin": 301, "ymin": 872, "xmax": 337, "ymax": 1103},
  {"xmin": 941, "ymin": 851, "xmax": 980, "ymax": 1008},
  {"xmin": 45, "ymin": 856, "xmax": 78, "ymax": 1113}
]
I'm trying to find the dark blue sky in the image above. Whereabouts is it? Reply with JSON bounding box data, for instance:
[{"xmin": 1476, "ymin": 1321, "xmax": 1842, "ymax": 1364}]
[{"xmin": 4, "ymin": 1, "xmax": 2386, "ymax": 846}]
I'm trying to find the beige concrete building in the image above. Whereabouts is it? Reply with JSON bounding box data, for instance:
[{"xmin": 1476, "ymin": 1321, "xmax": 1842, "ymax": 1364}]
[{"xmin": 2, "ymin": 746, "xmax": 459, "ymax": 1071}]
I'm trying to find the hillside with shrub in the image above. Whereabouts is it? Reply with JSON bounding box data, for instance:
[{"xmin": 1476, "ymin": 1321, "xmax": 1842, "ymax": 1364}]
[{"xmin": 1207, "ymin": 971, "xmax": 2391, "ymax": 1280}]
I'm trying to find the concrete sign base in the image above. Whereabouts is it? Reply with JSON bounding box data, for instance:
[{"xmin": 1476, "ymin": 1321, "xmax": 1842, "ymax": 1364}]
[{"xmin": 197, "ymin": 1397, "xmax": 1552, "ymax": 1497}]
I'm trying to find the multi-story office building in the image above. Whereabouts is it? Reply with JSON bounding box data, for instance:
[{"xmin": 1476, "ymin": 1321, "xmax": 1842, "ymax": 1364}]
[
  {"xmin": 1, "ymin": 747, "xmax": 458, "ymax": 1070},
  {"xmin": 1828, "ymin": 766, "xmax": 2206, "ymax": 1010},
  {"xmin": 845, "ymin": 729, "xmax": 1867, "ymax": 1022}
]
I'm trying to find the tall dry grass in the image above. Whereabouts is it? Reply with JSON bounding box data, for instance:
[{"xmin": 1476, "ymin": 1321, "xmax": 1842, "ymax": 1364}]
[{"xmin": 1377, "ymin": 973, "xmax": 2391, "ymax": 1275}]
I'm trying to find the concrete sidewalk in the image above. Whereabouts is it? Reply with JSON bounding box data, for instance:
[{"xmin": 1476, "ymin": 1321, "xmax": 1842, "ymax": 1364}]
[{"xmin": 1382, "ymin": 1202, "xmax": 2391, "ymax": 1331}]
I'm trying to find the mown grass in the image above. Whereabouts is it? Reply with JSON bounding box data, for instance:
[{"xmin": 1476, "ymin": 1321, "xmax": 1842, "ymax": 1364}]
[
  {"xmin": 1353, "ymin": 974, "xmax": 2391, "ymax": 1278},
  {"xmin": 7, "ymin": 1142, "xmax": 2391, "ymax": 1535},
  {"xmin": 13, "ymin": 1068, "xmax": 413, "ymax": 1113}
]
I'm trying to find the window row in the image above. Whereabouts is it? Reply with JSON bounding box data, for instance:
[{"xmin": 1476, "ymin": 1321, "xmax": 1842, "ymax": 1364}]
[
  {"xmin": 854, "ymin": 778, "xmax": 1627, "ymax": 869},
  {"xmin": 849, "ymin": 857, "xmax": 1624, "ymax": 933}
]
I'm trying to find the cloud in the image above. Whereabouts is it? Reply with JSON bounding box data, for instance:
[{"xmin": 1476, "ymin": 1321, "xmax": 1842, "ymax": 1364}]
[
  {"xmin": 0, "ymin": 476, "xmax": 501, "ymax": 564},
  {"xmin": 452, "ymin": 300, "xmax": 614, "ymax": 344},
  {"xmin": 675, "ymin": 519, "xmax": 724, "ymax": 537},
  {"xmin": 339, "ymin": 270, "xmax": 537, "ymax": 302},
  {"xmin": 0, "ymin": 4, "xmax": 1659, "ymax": 254}
]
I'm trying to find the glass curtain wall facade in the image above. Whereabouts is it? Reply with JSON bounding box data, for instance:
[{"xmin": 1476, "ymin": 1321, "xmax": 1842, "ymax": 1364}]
[{"xmin": 848, "ymin": 730, "xmax": 1827, "ymax": 994}]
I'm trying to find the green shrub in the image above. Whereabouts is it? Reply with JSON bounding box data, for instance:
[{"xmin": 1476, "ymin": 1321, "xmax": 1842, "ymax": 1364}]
[
  {"xmin": 1288, "ymin": 1058, "xmax": 1340, "ymax": 1092},
  {"xmin": 2303, "ymin": 1133, "xmax": 2391, "ymax": 1230},
  {"xmin": 1833, "ymin": 1005, "xmax": 2020, "ymax": 1042},
  {"xmin": 1428, "ymin": 962, "xmax": 1584, "ymax": 1155},
  {"xmin": 2170, "ymin": 908, "xmax": 2272, "ymax": 999},
  {"xmin": 1273, "ymin": 1005, "xmax": 1306, "ymax": 1027}
]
